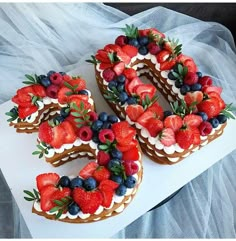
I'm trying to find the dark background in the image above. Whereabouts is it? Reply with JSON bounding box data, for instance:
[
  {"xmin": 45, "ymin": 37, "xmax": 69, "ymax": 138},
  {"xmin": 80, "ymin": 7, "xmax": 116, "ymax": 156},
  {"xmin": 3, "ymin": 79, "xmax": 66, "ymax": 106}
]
[{"xmin": 105, "ymin": 3, "xmax": 236, "ymax": 44}]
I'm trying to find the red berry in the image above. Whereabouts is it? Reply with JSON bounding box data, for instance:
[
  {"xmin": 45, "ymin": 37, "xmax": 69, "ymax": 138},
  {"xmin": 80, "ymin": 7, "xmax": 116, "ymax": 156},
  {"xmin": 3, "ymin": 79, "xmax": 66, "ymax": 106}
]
[
  {"xmin": 197, "ymin": 98, "xmax": 221, "ymax": 119},
  {"xmin": 57, "ymin": 86, "xmax": 71, "ymax": 104},
  {"xmin": 122, "ymin": 45, "xmax": 138, "ymax": 58},
  {"xmin": 38, "ymin": 121, "xmax": 53, "ymax": 144},
  {"xmin": 46, "ymin": 84, "xmax": 59, "ymax": 98},
  {"xmin": 36, "ymin": 173, "xmax": 60, "ymax": 192},
  {"xmin": 116, "ymin": 139, "xmax": 138, "ymax": 152},
  {"xmin": 147, "ymin": 42, "xmax": 161, "ymax": 55},
  {"xmin": 184, "ymin": 72, "xmax": 198, "ymax": 85},
  {"xmin": 184, "ymin": 91, "xmax": 203, "ymax": 106},
  {"xmin": 160, "ymin": 59, "xmax": 176, "ymax": 71},
  {"xmin": 60, "ymin": 121, "xmax": 77, "ymax": 144},
  {"xmin": 40, "ymin": 185, "xmax": 58, "ymax": 212},
  {"xmin": 122, "ymin": 147, "xmax": 140, "ymax": 161},
  {"xmin": 126, "ymin": 104, "xmax": 144, "ymax": 122},
  {"xmin": 98, "ymin": 129, "xmax": 115, "ymax": 143},
  {"xmin": 98, "ymin": 179, "xmax": 119, "ymax": 191},
  {"xmin": 156, "ymin": 50, "xmax": 171, "ymax": 63},
  {"xmin": 115, "ymin": 35, "xmax": 128, "ymax": 47},
  {"xmin": 190, "ymin": 126, "xmax": 201, "ymax": 145},
  {"xmin": 97, "ymin": 150, "xmax": 111, "ymax": 166},
  {"xmin": 208, "ymin": 92, "xmax": 225, "ymax": 110},
  {"xmin": 87, "ymin": 111, "xmax": 98, "ymax": 122},
  {"xmin": 133, "ymin": 84, "xmax": 156, "ymax": 101},
  {"xmin": 77, "ymin": 126, "xmax": 93, "ymax": 141},
  {"xmin": 66, "ymin": 78, "xmax": 86, "ymax": 92},
  {"xmin": 164, "ymin": 115, "xmax": 183, "ymax": 132},
  {"xmin": 199, "ymin": 76, "xmax": 213, "ymax": 86},
  {"xmin": 50, "ymin": 125, "xmax": 65, "ymax": 148},
  {"xmin": 50, "ymin": 73, "xmax": 63, "ymax": 85},
  {"xmin": 147, "ymin": 102, "xmax": 164, "ymax": 120},
  {"xmin": 102, "ymin": 68, "xmax": 116, "ymax": 82},
  {"xmin": 113, "ymin": 62, "xmax": 125, "ymax": 76},
  {"xmin": 79, "ymin": 161, "xmax": 98, "ymax": 179},
  {"xmin": 199, "ymin": 121, "xmax": 213, "ymax": 136},
  {"xmin": 93, "ymin": 166, "xmax": 111, "ymax": 182},
  {"xmin": 123, "ymin": 68, "xmax": 137, "ymax": 80},
  {"xmin": 125, "ymin": 77, "xmax": 143, "ymax": 94},
  {"xmin": 175, "ymin": 127, "xmax": 194, "ymax": 149},
  {"xmin": 202, "ymin": 85, "xmax": 222, "ymax": 96},
  {"xmin": 32, "ymin": 85, "xmax": 46, "ymax": 97},
  {"xmin": 145, "ymin": 118, "xmax": 163, "ymax": 137},
  {"xmin": 18, "ymin": 105, "xmax": 38, "ymax": 119},
  {"xmin": 183, "ymin": 114, "xmax": 203, "ymax": 127},
  {"xmin": 100, "ymin": 188, "xmax": 113, "ymax": 208},
  {"xmin": 159, "ymin": 128, "xmax": 176, "ymax": 146},
  {"xmin": 123, "ymin": 160, "xmax": 139, "ymax": 176}
]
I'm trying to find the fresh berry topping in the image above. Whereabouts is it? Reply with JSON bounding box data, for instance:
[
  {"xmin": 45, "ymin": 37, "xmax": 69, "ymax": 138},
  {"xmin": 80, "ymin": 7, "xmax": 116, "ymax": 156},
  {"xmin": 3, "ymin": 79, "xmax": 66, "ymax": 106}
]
[
  {"xmin": 91, "ymin": 120, "xmax": 103, "ymax": 131},
  {"xmin": 156, "ymin": 50, "xmax": 171, "ymax": 63},
  {"xmin": 60, "ymin": 121, "xmax": 77, "ymax": 144},
  {"xmin": 160, "ymin": 59, "xmax": 176, "ymax": 71},
  {"xmin": 73, "ymin": 188, "xmax": 103, "ymax": 214},
  {"xmin": 47, "ymin": 70, "xmax": 56, "ymax": 77},
  {"xmin": 159, "ymin": 128, "xmax": 176, "ymax": 147},
  {"xmin": 208, "ymin": 92, "xmax": 226, "ymax": 110},
  {"xmin": 164, "ymin": 110, "xmax": 174, "ymax": 118},
  {"xmin": 68, "ymin": 202, "xmax": 80, "ymax": 215},
  {"xmin": 217, "ymin": 114, "xmax": 227, "ymax": 124},
  {"xmin": 184, "ymin": 72, "xmax": 198, "ymax": 85},
  {"xmin": 18, "ymin": 105, "xmax": 38, "ymax": 119},
  {"xmin": 116, "ymin": 74, "xmax": 126, "ymax": 83},
  {"xmin": 36, "ymin": 173, "xmax": 60, "ymax": 192},
  {"xmin": 100, "ymin": 188, "xmax": 113, "ymax": 208},
  {"xmin": 123, "ymin": 68, "xmax": 137, "ymax": 80},
  {"xmin": 147, "ymin": 42, "xmax": 161, "ymax": 55},
  {"xmin": 97, "ymin": 150, "xmax": 111, "ymax": 166},
  {"xmin": 50, "ymin": 73, "xmax": 63, "ymax": 85},
  {"xmin": 110, "ymin": 148, "xmax": 122, "ymax": 159},
  {"xmin": 113, "ymin": 62, "xmax": 125, "ymax": 76},
  {"xmin": 196, "ymin": 111, "xmax": 208, "ymax": 121},
  {"xmin": 138, "ymin": 46, "xmax": 148, "ymax": 55},
  {"xmin": 107, "ymin": 115, "xmax": 119, "ymax": 123},
  {"xmin": 122, "ymin": 147, "xmax": 140, "ymax": 161},
  {"xmin": 57, "ymin": 86, "xmax": 71, "ymax": 104},
  {"xmin": 93, "ymin": 166, "xmax": 111, "ymax": 183},
  {"xmin": 119, "ymin": 91, "xmax": 129, "ymax": 104},
  {"xmin": 78, "ymin": 89, "xmax": 88, "ymax": 95},
  {"xmin": 128, "ymin": 38, "xmax": 139, "ymax": 47},
  {"xmin": 116, "ymin": 139, "xmax": 138, "ymax": 152},
  {"xmin": 122, "ymin": 45, "xmax": 138, "ymax": 58},
  {"xmin": 98, "ymin": 179, "xmax": 119, "ymax": 191},
  {"xmin": 98, "ymin": 129, "xmax": 115, "ymax": 143},
  {"xmin": 83, "ymin": 177, "xmax": 97, "ymax": 191},
  {"xmin": 115, "ymin": 35, "xmax": 128, "ymax": 46},
  {"xmin": 40, "ymin": 185, "xmax": 58, "ymax": 212},
  {"xmin": 184, "ymin": 91, "xmax": 204, "ymax": 106},
  {"xmin": 124, "ymin": 176, "xmax": 137, "ymax": 188},
  {"xmin": 49, "ymin": 125, "xmax": 65, "ymax": 148},
  {"xmin": 133, "ymin": 84, "xmax": 156, "ymax": 101},
  {"xmin": 145, "ymin": 118, "xmax": 164, "ymax": 137},
  {"xmin": 203, "ymin": 85, "xmax": 223, "ymax": 96},
  {"xmin": 180, "ymin": 84, "xmax": 191, "ymax": 95},
  {"xmin": 183, "ymin": 114, "xmax": 203, "ymax": 127},
  {"xmin": 77, "ymin": 126, "xmax": 93, "ymax": 141},
  {"xmin": 197, "ymin": 97, "xmax": 221, "ymax": 119},
  {"xmin": 198, "ymin": 76, "xmax": 213, "ymax": 86},
  {"xmin": 190, "ymin": 83, "xmax": 202, "ymax": 91},
  {"xmin": 115, "ymin": 184, "xmax": 127, "ymax": 196},
  {"xmin": 58, "ymin": 176, "xmax": 71, "ymax": 188},
  {"xmin": 123, "ymin": 160, "xmax": 139, "ymax": 176},
  {"xmin": 196, "ymin": 72, "xmax": 202, "ymax": 78},
  {"xmin": 126, "ymin": 104, "xmax": 144, "ymax": 121},
  {"xmin": 70, "ymin": 177, "xmax": 84, "ymax": 189},
  {"xmin": 79, "ymin": 161, "xmax": 98, "ymax": 179},
  {"xmin": 175, "ymin": 127, "xmax": 194, "ymax": 149},
  {"xmin": 199, "ymin": 121, "xmax": 213, "ymax": 136},
  {"xmin": 164, "ymin": 115, "xmax": 183, "ymax": 132},
  {"xmin": 190, "ymin": 126, "xmax": 201, "ymax": 145},
  {"xmin": 102, "ymin": 68, "xmax": 116, "ymax": 82},
  {"xmin": 209, "ymin": 117, "xmax": 220, "ymax": 128},
  {"xmin": 98, "ymin": 112, "xmax": 108, "ymax": 122},
  {"xmin": 110, "ymin": 175, "xmax": 123, "ymax": 184},
  {"xmin": 38, "ymin": 121, "xmax": 53, "ymax": 143},
  {"xmin": 60, "ymin": 107, "xmax": 70, "ymax": 118},
  {"xmin": 66, "ymin": 78, "xmax": 87, "ymax": 92},
  {"xmin": 46, "ymin": 84, "xmax": 59, "ymax": 98},
  {"xmin": 40, "ymin": 77, "xmax": 51, "ymax": 87},
  {"xmin": 126, "ymin": 77, "xmax": 143, "ymax": 94}
]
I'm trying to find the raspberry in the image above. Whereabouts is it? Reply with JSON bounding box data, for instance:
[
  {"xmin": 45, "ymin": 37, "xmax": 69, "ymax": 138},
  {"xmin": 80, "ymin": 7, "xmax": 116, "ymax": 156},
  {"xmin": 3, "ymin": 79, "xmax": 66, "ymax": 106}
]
[
  {"xmin": 115, "ymin": 35, "xmax": 128, "ymax": 47},
  {"xmin": 50, "ymin": 73, "xmax": 63, "ymax": 85},
  {"xmin": 102, "ymin": 68, "xmax": 116, "ymax": 82},
  {"xmin": 97, "ymin": 150, "xmax": 111, "ymax": 166},
  {"xmin": 98, "ymin": 129, "xmax": 115, "ymax": 143},
  {"xmin": 77, "ymin": 126, "xmax": 93, "ymax": 141},
  {"xmin": 147, "ymin": 42, "xmax": 161, "ymax": 55},
  {"xmin": 123, "ymin": 160, "xmax": 139, "ymax": 176},
  {"xmin": 46, "ymin": 84, "xmax": 59, "ymax": 98},
  {"xmin": 184, "ymin": 72, "xmax": 198, "ymax": 85},
  {"xmin": 199, "ymin": 121, "xmax": 213, "ymax": 136},
  {"xmin": 88, "ymin": 111, "xmax": 98, "ymax": 122}
]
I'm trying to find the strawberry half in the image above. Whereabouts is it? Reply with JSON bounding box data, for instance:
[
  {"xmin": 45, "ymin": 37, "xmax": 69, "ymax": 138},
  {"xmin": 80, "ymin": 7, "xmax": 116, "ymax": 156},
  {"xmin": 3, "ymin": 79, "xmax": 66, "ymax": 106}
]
[
  {"xmin": 100, "ymin": 189, "xmax": 114, "ymax": 208},
  {"xmin": 197, "ymin": 97, "xmax": 221, "ymax": 119},
  {"xmin": 93, "ymin": 166, "xmax": 111, "ymax": 183},
  {"xmin": 113, "ymin": 62, "xmax": 125, "ymax": 76},
  {"xmin": 123, "ymin": 68, "xmax": 137, "ymax": 80},
  {"xmin": 125, "ymin": 77, "xmax": 143, "ymax": 95},
  {"xmin": 98, "ymin": 179, "xmax": 119, "ymax": 191},
  {"xmin": 122, "ymin": 45, "xmax": 138, "ymax": 58},
  {"xmin": 175, "ymin": 126, "xmax": 194, "ymax": 149},
  {"xmin": 126, "ymin": 104, "xmax": 144, "ymax": 121},
  {"xmin": 159, "ymin": 128, "xmax": 176, "ymax": 147},
  {"xmin": 18, "ymin": 105, "xmax": 38, "ymax": 119},
  {"xmin": 156, "ymin": 50, "xmax": 171, "ymax": 63},
  {"xmin": 60, "ymin": 120, "xmax": 77, "ymax": 144},
  {"xmin": 122, "ymin": 146, "xmax": 140, "ymax": 161},
  {"xmin": 49, "ymin": 125, "xmax": 66, "ymax": 149},
  {"xmin": 145, "ymin": 118, "xmax": 163, "ymax": 137},
  {"xmin": 160, "ymin": 59, "xmax": 176, "ymax": 71},
  {"xmin": 133, "ymin": 84, "xmax": 156, "ymax": 101},
  {"xmin": 38, "ymin": 121, "xmax": 53, "ymax": 144},
  {"xmin": 36, "ymin": 173, "xmax": 60, "ymax": 192},
  {"xmin": 65, "ymin": 78, "xmax": 86, "ymax": 92},
  {"xmin": 79, "ymin": 161, "xmax": 98, "ymax": 179},
  {"xmin": 183, "ymin": 114, "xmax": 203, "ymax": 127},
  {"xmin": 184, "ymin": 91, "xmax": 203, "ymax": 106},
  {"xmin": 164, "ymin": 115, "xmax": 183, "ymax": 132},
  {"xmin": 116, "ymin": 139, "xmax": 138, "ymax": 152}
]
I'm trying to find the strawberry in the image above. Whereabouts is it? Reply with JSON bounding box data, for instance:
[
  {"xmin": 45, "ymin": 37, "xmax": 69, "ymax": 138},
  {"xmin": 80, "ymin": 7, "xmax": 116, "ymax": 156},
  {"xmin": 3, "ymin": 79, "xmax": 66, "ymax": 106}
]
[
  {"xmin": 49, "ymin": 125, "xmax": 65, "ymax": 148},
  {"xmin": 122, "ymin": 146, "xmax": 140, "ymax": 161},
  {"xmin": 147, "ymin": 102, "xmax": 164, "ymax": 120},
  {"xmin": 69, "ymin": 95, "xmax": 91, "ymax": 111},
  {"xmin": 159, "ymin": 128, "xmax": 176, "ymax": 146},
  {"xmin": 183, "ymin": 59, "xmax": 197, "ymax": 73},
  {"xmin": 66, "ymin": 78, "xmax": 86, "ymax": 92},
  {"xmin": 197, "ymin": 97, "xmax": 221, "ymax": 119},
  {"xmin": 202, "ymin": 85, "xmax": 222, "ymax": 95},
  {"xmin": 36, "ymin": 173, "xmax": 60, "ymax": 192},
  {"xmin": 113, "ymin": 62, "xmax": 125, "ymax": 76},
  {"xmin": 53, "ymin": 187, "xmax": 71, "ymax": 201},
  {"xmin": 100, "ymin": 189, "xmax": 113, "ymax": 208},
  {"xmin": 102, "ymin": 68, "xmax": 116, "ymax": 82},
  {"xmin": 139, "ymin": 28, "xmax": 165, "ymax": 39},
  {"xmin": 100, "ymin": 63, "xmax": 114, "ymax": 70},
  {"xmin": 93, "ymin": 166, "xmax": 111, "ymax": 182},
  {"xmin": 133, "ymin": 84, "xmax": 156, "ymax": 100},
  {"xmin": 18, "ymin": 105, "xmax": 38, "ymax": 119},
  {"xmin": 104, "ymin": 44, "xmax": 123, "ymax": 53},
  {"xmin": 160, "ymin": 59, "xmax": 176, "ymax": 71},
  {"xmin": 57, "ymin": 86, "xmax": 71, "ymax": 104},
  {"xmin": 38, "ymin": 121, "xmax": 53, "ymax": 143},
  {"xmin": 32, "ymin": 84, "xmax": 46, "ymax": 97},
  {"xmin": 73, "ymin": 188, "xmax": 103, "ymax": 214},
  {"xmin": 95, "ymin": 49, "xmax": 111, "ymax": 63},
  {"xmin": 60, "ymin": 121, "xmax": 77, "ymax": 144},
  {"xmin": 136, "ymin": 110, "xmax": 154, "ymax": 127},
  {"xmin": 184, "ymin": 91, "xmax": 203, "ymax": 106},
  {"xmin": 183, "ymin": 114, "xmax": 203, "ymax": 127},
  {"xmin": 97, "ymin": 150, "xmax": 111, "ymax": 166},
  {"xmin": 198, "ymin": 76, "xmax": 213, "ymax": 86},
  {"xmin": 40, "ymin": 185, "xmax": 58, "ymax": 211},
  {"xmin": 208, "ymin": 92, "xmax": 225, "ymax": 110},
  {"xmin": 79, "ymin": 161, "xmax": 98, "ymax": 179},
  {"xmin": 123, "ymin": 68, "xmax": 137, "ymax": 80},
  {"xmin": 175, "ymin": 126, "xmax": 194, "ymax": 149},
  {"xmin": 156, "ymin": 50, "xmax": 171, "ymax": 63},
  {"xmin": 98, "ymin": 179, "xmax": 119, "ymax": 191},
  {"xmin": 184, "ymin": 72, "xmax": 198, "ymax": 85},
  {"xmin": 123, "ymin": 160, "xmax": 139, "ymax": 176},
  {"xmin": 126, "ymin": 104, "xmax": 144, "ymax": 121},
  {"xmin": 115, "ymin": 35, "xmax": 128, "ymax": 47},
  {"xmin": 125, "ymin": 77, "xmax": 143, "ymax": 94},
  {"xmin": 164, "ymin": 115, "xmax": 183, "ymax": 132},
  {"xmin": 116, "ymin": 139, "xmax": 138, "ymax": 152},
  {"xmin": 190, "ymin": 126, "xmax": 201, "ymax": 145},
  {"xmin": 122, "ymin": 45, "xmax": 138, "ymax": 58},
  {"xmin": 145, "ymin": 118, "xmax": 163, "ymax": 137}
]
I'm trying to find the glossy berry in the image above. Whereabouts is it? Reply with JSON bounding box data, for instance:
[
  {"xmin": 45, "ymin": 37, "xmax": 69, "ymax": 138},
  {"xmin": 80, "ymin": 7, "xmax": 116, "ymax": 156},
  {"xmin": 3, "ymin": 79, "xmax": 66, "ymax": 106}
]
[
  {"xmin": 98, "ymin": 112, "xmax": 108, "ymax": 122},
  {"xmin": 217, "ymin": 114, "xmax": 227, "ymax": 124},
  {"xmin": 117, "ymin": 83, "xmax": 125, "ymax": 93},
  {"xmin": 115, "ymin": 184, "xmax": 127, "ymax": 196},
  {"xmin": 191, "ymin": 83, "xmax": 202, "ymax": 91},
  {"xmin": 196, "ymin": 71, "xmax": 202, "ymax": 78},
  {"xmin": 196, "ymin": 112, "xmax": 208, "ymax": 121},
  {"xmin": 59, "ymin": 71, "xmax": 66, "ymax": 76},
  {"xmin": 199, "ymin": 121, "xmax": 213, "ymax": 136},
  {"xmin": 115, "ymin": 35, "xmax": 128, "ymax": 46},
  {"xmin": 111, "ymin": 175, "xmax": 123, "ymax": 184},
  {"xmin": 138, "ymin": 46, "xmax": 148, "ymax": 55},
  {"xmin": 117, "ymin": 75, "xmax": 126, "ymax": 83},
  {"xmin": 68, "ymin": 202, "xmax": 80, "ymax": 215},
  {"xmin": 47, "ymin": 70, "xmax": 56, "ymax": 77},
  {"xmin": 92, "ymin": 134, "xmax": 100, "ymax": 144},
  {"xmin": 128, "ymin": 38, "xmax": 139, "ymax": 47},
  {"xmin": 184, "ymin": 72, "xmax": 198, "ymax": 85},
  {"xmin": 119, "ymin": 92, "xmax": 128, "ymax": 104},
  {"xmin": 108, "ymin": 115, "xmax": 119, "ymax": 123},
  {"xmin": 108, "ymin": 81, "xmax": 117, "ymax": 90},
  {"xmin": 77, "ymin": 126, "xmax": 93, "ymax": 141},
  {"xmin": 164, "ymin": 110, "xmax": 173, "ymax": 118},
  {"xmin": 50, "ymin": 73, "xmax": 63, "ymax": 85},
  {"xmin": 168, "ymin": 71, "xmax": 177, "ymax": 80},
  {"xmin": 78, "ymin": 90, "xmax": 88, "ymax": 95},
  {"xmin": 175, "ymin": 79, "xmax": 183, "ymax": 88},
  {"xmin": 60, "ymin": 107, "xmax": 70, "ymax": 118},
  {"xmin": 46, "ymin": 84, "xmax": 59, "ymax": 98},
  {"xmin": 107, "ymin": 159, "xmax": 122, "ymax": 171},
  {"xmin": 209, "ymin": 118, "xmax": 219, "ymax": 128},
  {"xmin": 123, "ymin": 160, "xmax": 139, "ymax": 176},
  {"xmin": 110, "ymin": 148, "xmax": 122, "ymax": 159},
  {"xmin": 127, "ymin": 97, "xmax": 137, "ymax": 105},
  {"xmin": 102, "ymin": 121, "xmax": 111, "ymax": 129},
  {"xmin": 138, "ymin": 36, "xmax": 149, "ymax": 46},
  {"xmin": 97, "ymin": 150, "xmax": 111, "ymax": 166},
  {"xmin": 40, "ymin": 77, "xmax": 51, "ymax": 87},
  {"xmin": 98, "ymin": 129, "xmax": 115, "ymax": 143},
  {"xmin": 83, "ymin": 177, "xmax": 97, "ymax": 191},
  {"xmin": 70, "ymin": 177, "xmax": 83, "ymax": 189},
  {"xmin": 58, "ymin": 176, "xmax": 71, "ymax": 187},
  {"xmin": 102, "ymin": 68, "xmax": 116, "ymax": 82},
  {"xmin": 124, "ymin": 176, "xmax": 136, "ymax": 188},
  {"xmin": 53, "ymin": 115, "xmax": 64, "ymax": 125},
  {"xmin": 198, "ymin": 76, "xmax": 213, "ymax": 86},
  {"xmin": 147, "ymin": 42, "xmax": 161, "ymax": 55},
  {"xmin": 91, "ymin": 120, "xmax": 103, "ymax": 131},
  {"xmin": 180, "ymin": 84, "xmax": 191, "ymax": 95}
]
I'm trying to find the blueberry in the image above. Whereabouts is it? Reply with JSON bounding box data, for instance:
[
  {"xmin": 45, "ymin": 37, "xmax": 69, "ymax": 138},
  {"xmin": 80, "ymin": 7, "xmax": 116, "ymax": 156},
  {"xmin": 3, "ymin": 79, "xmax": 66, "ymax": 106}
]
[
  {"xmin": 102, "ymin": 121, "xmax": 112, "ymax": 129},
  {"xmin": 164, "ymin": 110, "xmax": 173, "ymax": 118},
  {"xmin": 78, "ymin": 90, "xmax": 88, "ymax": 95},
  {"xmin": 180, "ymin": 84, "xmax": 191, "ymax": 95},
  {"xmin": 68, "ymin": 202, "xmax": 80, "ymax": 215},
  {"xmin": 196, "ymin": 71, "xmax": 202, "ymax": 78},
  {"xmin": 124, "ymin": 176, "xmax": 137, "ymax": 188},
  {"xmin": 111, "ymin": 174, "xmax": 123, "ymax": 184},
  {"xmin": 58, "ymin": 176, "xmax": 71, "ymax": 187},
  {"xmin": 92, "ymin": 134, "xmax": 100, "ymax": 144},
  {"xmin": 108, "ymin": 81, "xmax": 117, "ymax": 90},
  {"xmin": 117, "ymin": 83, "xmax": 125, "ymax": 93},
  {"xmin": 138, "ymin": 36, "xmax": 149, "ymax": 46},
  {"xmin": 115, "ymin": 184, "xmax": 127, "ymax": 196},
  {"xmin": 70, "ymin": 177, "xmax": 83, "ymax": 189},
  {"xmin": 47, "ymin": 70, "xmax": 56, "ymax": 77},
  {"xmin": 173, "ymin": 63, "xmax": 182, "ymax": 73},
  {"xmin": 59, "ymin": 72, "xmax": 66, "ymax": 76},
  {"xmin": 60, "ymin": 107, "xmax": 70, "ymax": 118},
  {"xmin": 138, "ymin": 46, "xmax": 148, "ymax": 55},
  {"xmin": 196, "ymin": 112, "xmax": 208, "ymax": 121},
  {"xmin": 107, "ymin": 159, "xmax": 122, "ymax": 171},
  {"xmin": 217, "ymin": 114, "xmax": 227, "ymax": 124},
  {"xmin": 209, "ymin": 118, "xmax": 219, "ymax": 128},
  {"xmin": 110, "ymin": 148, "xmax": 123, "ymax": 159},
  {"xmin": 175, "ymin": 79, "xmax": 183, "ymax": 88},
  {"xmin": 168, "ymin": 71, "xmax": 177, "ymax": 80},
  {"xmin": 191, "ymin": 83, "xmax": 202, "ymax": 91},
  {"xmin": 128, "ymin": 38, "xmax": 139, "ymax": 47},
  {"xmin": 127, "ymin": 97, "xmax": 137, "ymax": 105},
  {"xmin": 117, "ymin": 75, "xmax": 126, "ymax": 83},
  {"xmin": 40, "ymin": 77, "xmax": 51, "ymax": 87},
  {"xmin": 83, "ymin": 177, "xmax": 97, "ymax": 191},
  {"xmin": 53, "ymin": 115, "xmax": 64, "ymax": 125},
  {"xmin": 98, "ymin": 112, "xmax": 108, "ymax": 122},
  {"xmin": 108, "ymin": 115, "xmax": 119, "ymax": 123},
  {"xmin": 91, "ymin": 120, "xmax": 103, "ymax": 131},
  {"xmin": 119, "ymin": 92, "xmax": 128, "ymax": 104}
]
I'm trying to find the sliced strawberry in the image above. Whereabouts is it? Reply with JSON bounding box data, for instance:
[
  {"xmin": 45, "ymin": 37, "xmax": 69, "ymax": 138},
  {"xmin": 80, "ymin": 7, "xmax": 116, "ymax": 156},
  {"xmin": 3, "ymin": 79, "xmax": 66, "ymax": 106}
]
[
  {"xmin": 208, "ymin": 92, "xmax": 225, "ymax": 110},
  {"xmin": 18, "ymin": 105, "xmax": 38, "ymax": 119},
  {"xmin": 133, "ymin": 84, "xmax": 156, "ymax": 100},
  {"xmin": 99, "ymin": 62, "xmax": 114, "ymax": 70},
  {"xmin": 183, "ymin": 114, "xmax": 203, "ymax": 127},
  {"xmin": 122, "ymin": 146, "xmax": 140, "ymax": 161},
  {"xmin": 38, "ymin": 121, "xmax": 53, "ymax": 144},
  {"xmin": 183, "ymin": 59, "xmax": 198, "ymax": 73},
  {"xmin": 100, "ymin": 189, "xmax": 113, "ymax": 208},
  {"xmin": 73, "ymin": 188, "xmax": 103, "ymax": 214},
  {"xmin": 126, "ymin": 77, "xmax": 143, "ymax": 95},
  {"xmin": 197, "ymin": 97, "xmax": 221, "ymax": 119},
  {"xmin": 156, "ymin": 50, "xmax": 171, "ymax": 63},
  {"xmin": 160, "ymin": 59, "xmax": 176, "ymax": 71},
  {"xmin": 198, "ymin": 76, "xmax": 213, "ymax": 86},
  {"xmin": 98, "ymin": 179, "xmax": 119, "ymax": 191},
  {"xmin": 116, "ymin": 50, "xmax": 131, "ymax": 65},
  {"xmin": 49, "ymin": 125, "xmax": 66, "ymax": 148},
  {"xmin": 147, "ymin": 102, "xmax": 164, "ymax": 120},
  {"xmin": 184, "ymin": 72, "xmax": 198, "ymax": 85},
  {"xmin": 184, "ymin": 91, "xmax": 203, "ymax": 106},
  {"xmin": 69, "ymin": 95, "xmax": 91, "ymax": 111},
  {"xmin": 104, "ymin": 44, "xmax": 122, "ymax": 53},
  {"xmin": 93, "ymin": 166, "xmax": 111, "ymax": 183},
  {"xmin": 32, "ymin": 84, "xmax": 46, "ymax": 97},
  {"xmin": 116, "ymin": 139, "xmax": 138, "ymax": 152},
  {"xmin": 136, "ymin": 110, "xmax": 154, "ymax": 127},
  {"xmin": 145, "ymin": 118, "xmax": 163, "ymax": 137},
  {"xmin": 40, "ymin": 185, "xmax": 58, "ymax": 212},
  {"xmin": 12, "ymin": 95, "xmax": 33, "ymax": 107},
  {"xmin": 164, "ymin": 115, "xmax": 183, "ymax": 132},
  {"xmin": 36, "ymin": 173, "xmax": 60, "ymax": 192},
  {"xmin": 121, "ymin": 45, "xmax": 138, "ymax": 58},
  {"xmin": 57, "ymin": 86, "xmax": 71, "ymax": 104},
  {"xmin": 113, "ymin": 62, "xmax": 125, "ymax": 76},
  {"xmin": 60, "ymin": 120, "xmax": 77, "ymax": 144},
  {"xmin": 175, "ymin": 127, "xmax": 194, "ymax": 149},
  {"xmin": 95, "ymin": 49, "xmax": 111, "ymax": 63},
  {"xmin": 79, "ymin": 161, "xmax": 98, "ymax": 179},
  {"xmin": 202, "ymin": 85, "xmax": 222, "ymax": 95},
  {"xmin": 159, "ymin": 128, "xmax": 176, "ymax": 146},
  {"xmin": 126, "ymin": 104, "xmax": 144, "ymax": 121},
  {"xmin": 190, "ymin": 126, "xmax": 201, "ymax": 145},
  {"xmin": 123, "ymin": 68, "xmax": 137, "ymax": 80},
  {"xmin": 65, "ymin": 78, "xmax": 86, "ymax": 92}
]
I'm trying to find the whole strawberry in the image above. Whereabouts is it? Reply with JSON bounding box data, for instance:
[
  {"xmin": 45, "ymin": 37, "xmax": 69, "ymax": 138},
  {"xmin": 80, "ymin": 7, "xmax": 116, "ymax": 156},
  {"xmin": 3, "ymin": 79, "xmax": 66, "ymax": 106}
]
[
  {"xmin": 175, "ymin": 126, "xmax": 194, "ymax": 149},
  {"xmin": 197, "ymin": 97, "xmax": 221, "ymax": 119}
]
